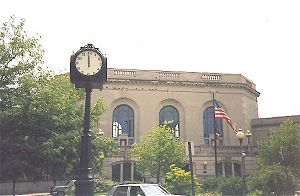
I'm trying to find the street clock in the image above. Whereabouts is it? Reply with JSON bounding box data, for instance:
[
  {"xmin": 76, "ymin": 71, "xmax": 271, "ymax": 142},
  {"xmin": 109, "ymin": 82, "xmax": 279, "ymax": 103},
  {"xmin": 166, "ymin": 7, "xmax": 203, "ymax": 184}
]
[{"xmin": 70, "ymin": 44, "xmax": 107, "ymax": 89}]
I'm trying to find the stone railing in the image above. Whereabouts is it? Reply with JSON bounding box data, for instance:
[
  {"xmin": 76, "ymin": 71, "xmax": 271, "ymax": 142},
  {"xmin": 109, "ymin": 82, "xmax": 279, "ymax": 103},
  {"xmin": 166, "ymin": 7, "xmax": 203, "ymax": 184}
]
[
  {"xmin": 107, "ymin": 69, "xmax": 259, "ymax": 94},
  {"xmin": 201, "ymin": 74, "xmax": 222, "ymax": 81},
  {"xmin": 194, "ymin": 145, "xmax": 258, "ymax": 156},
  {"xmin": 158, "ymin": 72, "xmax": 179, "ymax": 79},
  {"xmin": 113, "ymin": 70, "xmax": 136, "ymax": 77},
  {"xmin": 116, "ymin": 145, "xmax": 257, "ymax": 157}
]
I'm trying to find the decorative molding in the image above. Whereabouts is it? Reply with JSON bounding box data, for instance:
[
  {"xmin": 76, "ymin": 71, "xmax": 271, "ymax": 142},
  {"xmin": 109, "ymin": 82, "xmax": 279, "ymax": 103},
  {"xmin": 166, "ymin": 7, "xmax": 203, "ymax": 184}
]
[{"xmin": 107, "ymin": 78, "xmax": 260, "ymax": 96}]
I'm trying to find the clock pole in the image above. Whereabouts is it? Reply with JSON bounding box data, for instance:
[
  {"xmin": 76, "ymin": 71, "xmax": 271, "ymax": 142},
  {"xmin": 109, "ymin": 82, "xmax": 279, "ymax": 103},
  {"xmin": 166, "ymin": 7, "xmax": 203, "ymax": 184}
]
[
  {"xmin": 70, "ymin": 44, "xmax": 107, "ymax": 196},
  {"xmin": 75, "ymin": 84, "xmax": 94, "ymax": 196}
]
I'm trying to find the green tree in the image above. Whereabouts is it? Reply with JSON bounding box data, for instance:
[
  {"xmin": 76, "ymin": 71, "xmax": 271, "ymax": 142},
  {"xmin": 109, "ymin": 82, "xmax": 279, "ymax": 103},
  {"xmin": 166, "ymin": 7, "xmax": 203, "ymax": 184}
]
[
  {"xmin": 247, "ymin": 164, "xmax": 294, "ymax": 196},
  {"xmin": 91, "ymin": 136, "xmax": 119, "ymax": 177},
  {"xmin": 0, "ymin": 16, "xmax": 108, "ymax": 194},
  {"xmin": 247, "ymin": 120, "xmax": 300, "ymax": 195},
  {"xmin": 0, "ymin": 16, "xmax": 45, "ymax": 194},
  {"xmin": 131, "ymin": 122, "xmax": 185, "ymax": 183},
  {"xmin": 165, "ymin": 164, "xmax": 201, "ymax": 195}
]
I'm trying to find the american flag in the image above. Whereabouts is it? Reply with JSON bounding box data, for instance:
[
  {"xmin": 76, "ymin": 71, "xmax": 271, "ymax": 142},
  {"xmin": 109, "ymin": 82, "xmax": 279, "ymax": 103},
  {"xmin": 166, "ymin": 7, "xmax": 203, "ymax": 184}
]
[{"xmin": 213, "ymin": 100, "xmax": 238, "ymax": 134}]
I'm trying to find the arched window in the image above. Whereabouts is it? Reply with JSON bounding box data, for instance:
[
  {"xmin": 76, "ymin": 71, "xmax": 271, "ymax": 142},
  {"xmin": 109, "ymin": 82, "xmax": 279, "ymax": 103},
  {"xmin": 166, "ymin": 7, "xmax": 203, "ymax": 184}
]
[
  {"xmin": 203, "ymin": 106, "xmax": 223, "ymax": 145},
  {"xmin": 159, "ymin": 105, "xmax": 180, "ymax": 138},
  {"xmin": 112, "ymin": 105, "xmax": 134, "ymax": 138}
]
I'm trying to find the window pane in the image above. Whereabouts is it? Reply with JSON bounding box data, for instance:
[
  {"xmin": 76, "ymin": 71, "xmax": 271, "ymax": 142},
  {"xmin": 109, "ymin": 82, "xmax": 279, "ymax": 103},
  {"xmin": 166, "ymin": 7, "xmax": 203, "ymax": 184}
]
[
  {"xmin": 130, "ymin": 186, "xmax": 145, "ymax": 196},
  {"xmin": 224, "ymin": 162, "xmax": 232, "ymax": 177},
  {"xmin": 112, "ymin": 105, "xmax": 134, "ymax": 137},
  {"xmin": 142, "ymin": 185, "xmax": 169, "ymax": 195},
  {"xmin": 114, "ymin": 186, "xmax": 128, "ymax": 196},
  {"xmin": 203, "ymin": 105, "xmax": 223, "ymax": 145},
  {"xmin": 159, "ymin": 105, "xmax": 180, "ymax": 137},
  {"xmin": 217, "ymin": 162, "xmax": 223, "ymax": 176},
  {"xmin": 123, "ymin": 163, "xmax": 132, "ymax": 181},
  {"xmin": 112, "ymin": 164, "xmax": 120, "ymax": 182},
  {"xmin": 204, "ymin": 139, "xmax": 209, "ymax": 145},
  {"xmin": 234, "ymin": 162, "xmax": 242, "ymax": 177}
]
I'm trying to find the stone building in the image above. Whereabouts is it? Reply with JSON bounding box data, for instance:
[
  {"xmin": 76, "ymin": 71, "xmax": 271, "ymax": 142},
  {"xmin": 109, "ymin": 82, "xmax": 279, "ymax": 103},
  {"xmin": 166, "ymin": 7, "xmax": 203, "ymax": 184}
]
[
  {"xmin": 251, "ymin": 115, "xmax": 300, "ymax": 145},
  {"xmin": 93, "ymin": 68, "xmax": 260, "ymax": 182}
]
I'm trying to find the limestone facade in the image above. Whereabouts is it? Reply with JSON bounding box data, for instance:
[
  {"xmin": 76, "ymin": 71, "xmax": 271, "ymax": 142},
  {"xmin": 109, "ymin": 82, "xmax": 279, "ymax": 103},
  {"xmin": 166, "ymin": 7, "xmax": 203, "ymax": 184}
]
[
  {"xmin": 92, "ymin": 68, "xmax": 260, "ymax": 181},
  {"xmin": 251, "ymin": 115, "xmax": 300, "ymax": 145}
]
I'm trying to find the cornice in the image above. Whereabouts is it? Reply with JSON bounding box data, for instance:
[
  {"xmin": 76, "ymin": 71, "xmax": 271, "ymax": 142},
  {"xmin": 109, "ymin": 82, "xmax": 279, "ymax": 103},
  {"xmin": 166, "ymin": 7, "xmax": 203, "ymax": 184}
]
[{"xmin": 107, "ymin": 78, "xmax": 260, "ymax": 97}]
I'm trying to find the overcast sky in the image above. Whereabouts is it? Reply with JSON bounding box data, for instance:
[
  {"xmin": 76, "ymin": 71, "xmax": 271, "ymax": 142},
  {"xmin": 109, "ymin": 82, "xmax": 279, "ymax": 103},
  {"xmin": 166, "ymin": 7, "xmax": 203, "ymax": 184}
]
[{"xmin": 1, "ymin": 0, "xmax": 300, "ymax": 118}]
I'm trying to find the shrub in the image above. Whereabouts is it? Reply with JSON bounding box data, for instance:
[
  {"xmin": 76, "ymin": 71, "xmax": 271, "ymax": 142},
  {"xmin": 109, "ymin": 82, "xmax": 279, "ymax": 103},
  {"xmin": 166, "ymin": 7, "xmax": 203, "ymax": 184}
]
[
  {"xmin": 165, "ymin": 164, "xmax": 202, "ymax": 195},
  {"xmin": 201, "ymin": 176, "xmax": 219, "ymax": 193},
  {"xmin": 202, "ymin": 176, "xmax": 243, "ymax": 195}
]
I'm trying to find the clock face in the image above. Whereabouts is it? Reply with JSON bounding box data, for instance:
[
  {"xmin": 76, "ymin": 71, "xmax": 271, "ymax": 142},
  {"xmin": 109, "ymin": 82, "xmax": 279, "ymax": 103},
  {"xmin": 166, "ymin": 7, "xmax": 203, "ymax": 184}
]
[{"xmin": 75, "ymin": 50, "xmax": 102, "ymax": 75}]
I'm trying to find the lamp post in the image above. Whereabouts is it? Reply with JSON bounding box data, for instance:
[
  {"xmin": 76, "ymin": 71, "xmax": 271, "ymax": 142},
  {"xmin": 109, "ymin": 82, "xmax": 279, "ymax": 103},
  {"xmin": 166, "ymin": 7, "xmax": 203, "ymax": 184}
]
[
  {"xmin": 188, "ymin": 142, "xmax": 196, "ymax": 196},
  {"xmin": 241, "ymin": 151, "xmax": 246, "ymax": 196},
  {"xmin": 236, "ymin": 128, "xmax": 246, "ymax": 196},
  {"xmin": 245, "ymin": 130, "xmax": 252, "ymax": 146}
]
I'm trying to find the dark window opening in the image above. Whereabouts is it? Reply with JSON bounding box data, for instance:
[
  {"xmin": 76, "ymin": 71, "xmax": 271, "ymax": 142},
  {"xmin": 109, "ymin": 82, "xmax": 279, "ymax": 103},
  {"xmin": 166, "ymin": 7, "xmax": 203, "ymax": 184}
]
[
  {"xmin": 112, "ymin": 104, "xmax": 134, "ymax": 138},
  {"xmin": 234, "ymin": 162, "xmax": 242, "ymax": 177},
  {"xmin": 123, "ymin": 163, "xmax": 131, "ymax": 181},
  {"xmin": 112, "ymin": 164, "xmax": 120, "ymax": 182},
  {"xmin": 159, "ymin": 105, "xmax": 180, "ymax": 138},
  {"xmin": 203, "ymin": 105, "xmax": 224, "ymax": 146},
  {"xmin": 224, "ymin": 162, "xmax": 232, "ymax": 176}
]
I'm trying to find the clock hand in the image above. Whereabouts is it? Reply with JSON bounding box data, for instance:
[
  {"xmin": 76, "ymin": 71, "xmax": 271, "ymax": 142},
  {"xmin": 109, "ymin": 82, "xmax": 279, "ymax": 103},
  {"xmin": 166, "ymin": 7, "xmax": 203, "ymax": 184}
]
[{"xmin": 88, "ymin": 53, "xmax": 90, "ymax": 67}]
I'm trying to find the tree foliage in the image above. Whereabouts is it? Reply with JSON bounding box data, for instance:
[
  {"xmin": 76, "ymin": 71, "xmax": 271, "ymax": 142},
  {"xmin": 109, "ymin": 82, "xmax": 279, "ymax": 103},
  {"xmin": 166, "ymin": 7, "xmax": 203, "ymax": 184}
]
[
  {"xmin": 247, "ymin": 120, "xmax": 300, "ymax": 195},
  {"xmin": 247, "ymin": 164, "xmax": 296, "ymax": 196},
  {"xmin": 165, "ymin": 164, "xmax": 201, "ymax": 195},
  {"xmin": 0, "ymin": 16, "xmax": 110, "ymax": 191},
  {"xmin": 131, "ymin": 122, "xmax": 185, "ymax": 183},
  {"xmin": 202, "ymin": 176, "xmax": 243, "ymax": 195},
  {"xmin": 0, "ymin": 16, "xmax": 45, "ymax": 185},
  {"xmin": 91, "ymin": 136, "xmax": 119, "ymax": 177}
]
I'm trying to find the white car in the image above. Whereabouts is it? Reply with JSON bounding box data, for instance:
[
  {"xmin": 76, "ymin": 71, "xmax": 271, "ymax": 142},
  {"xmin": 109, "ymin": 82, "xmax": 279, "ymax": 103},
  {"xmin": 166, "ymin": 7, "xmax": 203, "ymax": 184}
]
[{"xmin": 106, "ymin": 183, "xmax": 183, "ymax": 196}]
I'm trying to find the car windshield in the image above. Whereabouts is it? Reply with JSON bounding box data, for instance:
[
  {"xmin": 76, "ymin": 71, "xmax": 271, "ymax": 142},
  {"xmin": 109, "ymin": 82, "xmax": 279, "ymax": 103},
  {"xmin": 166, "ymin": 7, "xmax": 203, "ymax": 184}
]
[
  {"xmin": 141, "ymin": 185, "xmax": 170, "ymax": 195},
  {"xmin": 64, "ymin": 180, "xmax": 73, "ymax": 186}
]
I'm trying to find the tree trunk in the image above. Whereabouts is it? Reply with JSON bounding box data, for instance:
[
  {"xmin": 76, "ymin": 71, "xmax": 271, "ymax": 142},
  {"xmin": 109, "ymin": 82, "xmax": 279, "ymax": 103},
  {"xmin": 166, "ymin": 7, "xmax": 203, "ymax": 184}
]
[{"xmin": 156, "ymin": 164, "xmax": 161, "ymax": 183}]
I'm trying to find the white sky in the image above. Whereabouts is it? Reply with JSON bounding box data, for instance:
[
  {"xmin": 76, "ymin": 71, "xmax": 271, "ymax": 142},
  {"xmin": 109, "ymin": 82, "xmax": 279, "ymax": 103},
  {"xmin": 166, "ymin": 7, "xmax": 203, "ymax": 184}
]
[{"xmin": 1, "ymin": 0, "xmax": 300, "ymax": 118}]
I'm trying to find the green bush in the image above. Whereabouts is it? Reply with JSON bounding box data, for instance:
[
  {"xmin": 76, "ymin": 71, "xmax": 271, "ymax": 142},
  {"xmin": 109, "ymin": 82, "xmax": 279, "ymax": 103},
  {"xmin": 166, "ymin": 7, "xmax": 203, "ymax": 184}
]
[
  {"xmin": 218, "ymin": 176, "xmax": 243, "ymax": 195},
  {"xmin": 201, "ymin": 176, "xmax": 219, "ymax": 193},
  {"xmin": 202, "ymin": 176, "xmax": 243, "ymax": 195},
  {"xmin": 165, "ymin": 164, "xmax": 202, "ymax": 195}
]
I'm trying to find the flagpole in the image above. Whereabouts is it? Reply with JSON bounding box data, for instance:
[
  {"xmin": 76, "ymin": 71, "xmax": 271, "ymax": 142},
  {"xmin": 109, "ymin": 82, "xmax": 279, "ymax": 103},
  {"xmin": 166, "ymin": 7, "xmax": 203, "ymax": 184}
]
[{"xmin": 212, "ymin": 92, "xmax": 218, "ymax": 177}]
